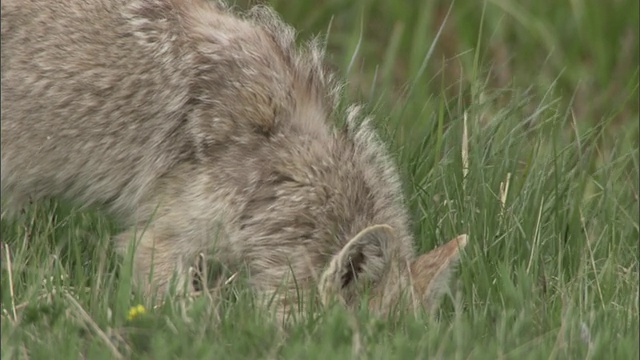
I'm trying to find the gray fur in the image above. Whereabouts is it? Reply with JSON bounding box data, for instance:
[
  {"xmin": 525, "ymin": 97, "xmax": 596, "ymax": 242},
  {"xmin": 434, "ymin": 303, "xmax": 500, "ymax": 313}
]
[{"xmin": 1, "ymin": 0, "xmax": 466, "ymax": 320}]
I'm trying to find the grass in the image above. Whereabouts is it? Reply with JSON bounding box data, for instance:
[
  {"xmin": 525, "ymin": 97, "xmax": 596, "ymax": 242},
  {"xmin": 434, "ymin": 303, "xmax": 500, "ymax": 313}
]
[{"xmin": 1, "ymin": 0, "xmax": 638, "ymax": 358}]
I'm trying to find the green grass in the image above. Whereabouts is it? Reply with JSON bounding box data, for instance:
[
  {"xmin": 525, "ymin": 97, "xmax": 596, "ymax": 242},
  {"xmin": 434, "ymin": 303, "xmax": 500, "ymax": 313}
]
[{"xmin": 2, "ymin": 0, "xmax": 638, "ymax": 358}]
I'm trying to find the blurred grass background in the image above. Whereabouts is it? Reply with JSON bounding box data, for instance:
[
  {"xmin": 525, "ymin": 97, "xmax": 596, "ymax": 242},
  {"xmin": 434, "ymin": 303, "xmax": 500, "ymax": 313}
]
[
  {"xmin": 2, "ymin": 0, "xmax": 638, "ymax": 359},
  {"xmin": 264, "ymin": 0, "xmax": 638, "ymax": 130}
]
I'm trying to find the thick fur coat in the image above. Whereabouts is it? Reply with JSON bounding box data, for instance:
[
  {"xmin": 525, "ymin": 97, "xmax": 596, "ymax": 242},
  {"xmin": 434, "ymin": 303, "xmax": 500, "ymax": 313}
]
[{"xmin": 1, "ymin": 0, "xmax": 466, "ymax": 320}]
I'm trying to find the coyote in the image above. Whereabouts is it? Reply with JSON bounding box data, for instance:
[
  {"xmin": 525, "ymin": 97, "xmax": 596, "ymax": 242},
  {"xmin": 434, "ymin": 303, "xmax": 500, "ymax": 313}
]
[{"xmin": 1, "ymin": 0, "xmax": 467, "ymax": 320}]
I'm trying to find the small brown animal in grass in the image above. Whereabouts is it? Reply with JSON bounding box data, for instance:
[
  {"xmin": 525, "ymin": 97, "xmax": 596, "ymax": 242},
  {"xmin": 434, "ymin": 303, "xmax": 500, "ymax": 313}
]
[{"xmin": 1, "ymin": 0, "xmax": 467, "ymax": 321}]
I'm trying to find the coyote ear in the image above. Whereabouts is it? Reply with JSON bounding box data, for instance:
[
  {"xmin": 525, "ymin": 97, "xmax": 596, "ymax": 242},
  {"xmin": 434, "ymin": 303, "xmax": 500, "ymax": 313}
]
[
  {"xmin": 410, "ymin": 234, "xmax": 468, "ymax": 313},
  {"xmin": 319, "ymin": 224, "xmax": 394, "ymax": 305}
]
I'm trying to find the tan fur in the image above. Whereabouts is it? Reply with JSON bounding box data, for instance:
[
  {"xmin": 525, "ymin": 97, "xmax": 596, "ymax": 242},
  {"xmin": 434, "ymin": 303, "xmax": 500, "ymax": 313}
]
[{"xmin": 1, "ymin": 0, "xmax": 467, "ymax": 320}]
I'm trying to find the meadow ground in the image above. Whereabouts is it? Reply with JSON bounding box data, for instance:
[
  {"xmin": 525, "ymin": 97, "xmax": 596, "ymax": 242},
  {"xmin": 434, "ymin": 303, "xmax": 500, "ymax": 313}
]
[{"xmin": 1, "ymin": 0, "xmax": 638, "ymax": 359}]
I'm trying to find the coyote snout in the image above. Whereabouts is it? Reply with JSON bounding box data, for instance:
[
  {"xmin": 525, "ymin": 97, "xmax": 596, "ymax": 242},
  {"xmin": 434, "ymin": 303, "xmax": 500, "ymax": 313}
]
[{"xmin": 1, "ymin": 0, "xmax": 467, "ymax": 321}]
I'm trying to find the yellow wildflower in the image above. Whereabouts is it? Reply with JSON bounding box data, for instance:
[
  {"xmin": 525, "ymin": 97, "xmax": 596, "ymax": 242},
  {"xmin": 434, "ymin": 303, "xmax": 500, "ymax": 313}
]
[{"xmin": 127, "ymin": 304, "xmax": 146, "ymax": 320}]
